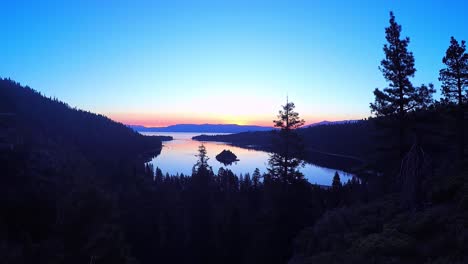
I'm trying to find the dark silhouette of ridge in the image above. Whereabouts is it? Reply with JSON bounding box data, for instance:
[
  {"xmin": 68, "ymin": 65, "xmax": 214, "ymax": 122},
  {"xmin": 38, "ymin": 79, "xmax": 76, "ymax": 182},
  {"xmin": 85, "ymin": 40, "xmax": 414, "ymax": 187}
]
[
  {"xmin": 0, "ymin": 78, "xmax": 164, "ymax": 162},
  {"xmin": 304, "ymin": 119, "xmax": 360, "ymax": 128}
]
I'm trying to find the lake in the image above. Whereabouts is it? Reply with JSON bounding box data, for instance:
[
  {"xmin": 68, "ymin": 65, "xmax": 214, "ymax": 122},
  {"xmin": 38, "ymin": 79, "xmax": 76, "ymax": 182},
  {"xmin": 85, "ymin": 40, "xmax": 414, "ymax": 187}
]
[{"xmin": 144, "ymin": 132, "xmax": 354, "ymax": 186}]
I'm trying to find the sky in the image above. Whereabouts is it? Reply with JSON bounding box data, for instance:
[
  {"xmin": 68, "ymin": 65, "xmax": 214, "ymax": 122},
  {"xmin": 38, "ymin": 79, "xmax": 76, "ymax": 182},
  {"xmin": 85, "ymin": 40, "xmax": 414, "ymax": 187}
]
[{"xmin": 1, "ymin": 0, "xmax": 467, "ymax": 127}]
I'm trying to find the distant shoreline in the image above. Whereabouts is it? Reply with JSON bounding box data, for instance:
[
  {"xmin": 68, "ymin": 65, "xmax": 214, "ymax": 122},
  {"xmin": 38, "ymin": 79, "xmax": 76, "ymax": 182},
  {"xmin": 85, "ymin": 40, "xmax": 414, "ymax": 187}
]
[
  {"xmin": 193, "ymin": 133, "xmax": 365, "ymax": 174},
  {"xmin": 129, "ymin": 124, "xmax": 275, "ymax": 134}
]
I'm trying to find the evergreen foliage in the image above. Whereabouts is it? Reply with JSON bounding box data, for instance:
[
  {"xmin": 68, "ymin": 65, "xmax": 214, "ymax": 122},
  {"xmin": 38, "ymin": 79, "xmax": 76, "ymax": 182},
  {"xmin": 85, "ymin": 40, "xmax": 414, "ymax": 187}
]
[
  {"xmin": 370, "ymin": 12, "xmax": 435, "ymax": 156},
  {"xmin": 439, "ymin": 36, "xmax": 468, "ymax": 159},
  {"xmin": 268, "ymin": 99, "xmax": 306, "ymax": 184}
]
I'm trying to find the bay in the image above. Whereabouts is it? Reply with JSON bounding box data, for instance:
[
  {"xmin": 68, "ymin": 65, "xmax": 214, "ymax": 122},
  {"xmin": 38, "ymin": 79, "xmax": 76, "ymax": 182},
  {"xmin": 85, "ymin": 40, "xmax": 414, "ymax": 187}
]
[{"xmin": 144, "ymin": 132, "xmax": 354, "ymax": 186}]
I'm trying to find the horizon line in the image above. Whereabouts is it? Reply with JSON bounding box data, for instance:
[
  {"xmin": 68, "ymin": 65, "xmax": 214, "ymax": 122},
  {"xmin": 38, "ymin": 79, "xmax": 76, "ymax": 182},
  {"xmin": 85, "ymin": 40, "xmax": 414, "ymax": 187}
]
[{"xmin": 123, "ymin": 119, "xmax": 362, "ymax": 128}]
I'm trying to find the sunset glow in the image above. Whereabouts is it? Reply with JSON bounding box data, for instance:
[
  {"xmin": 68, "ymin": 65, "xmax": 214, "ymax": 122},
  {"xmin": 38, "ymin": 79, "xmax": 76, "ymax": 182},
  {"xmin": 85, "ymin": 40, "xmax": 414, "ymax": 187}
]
[
  {"xmin": 1, "ymin": 1, "xmax": 466, "ymax": 126},
  {"xmin": 3, "ymin": 1, "xmax": 468, "ymax": 261},
  {"xmin": 107, "ymin": 111, "xmax": 357, "ymax": 127}
]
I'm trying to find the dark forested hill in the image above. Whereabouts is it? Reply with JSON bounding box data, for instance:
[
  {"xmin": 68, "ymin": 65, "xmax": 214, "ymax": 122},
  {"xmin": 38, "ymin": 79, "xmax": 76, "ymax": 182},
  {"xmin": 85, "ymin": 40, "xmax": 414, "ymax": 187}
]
[
  {"xmin": 0, "ymin": 78, "xmax": 164, "ymax": 163},
  {"xmin": 0, "ymin": 78, "xmax": 171, "ymax": 263},
  {"xmin": 2, "ymin": 78, "xmax": 467, "ymax": 264}
]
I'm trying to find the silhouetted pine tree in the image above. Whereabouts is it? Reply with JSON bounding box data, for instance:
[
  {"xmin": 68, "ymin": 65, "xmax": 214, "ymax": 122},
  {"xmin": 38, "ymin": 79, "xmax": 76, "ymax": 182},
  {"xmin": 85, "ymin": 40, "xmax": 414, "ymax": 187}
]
[
  {"xmin": 439, "ymin": 36, "xmax": 468, "ymax": 160},
  {"xmin": 268, "ymin": 99, "xmax": 305, "ymax": 185},
  {"xmin": 370, "ymin": 12, "xmax": 434, "ymax": 157},
  {"xmin": 193, "ymin": 144, "xmax": 212, "ymax": 175},
  {"xmin": 155, "ymin": 167, "xmax": 163, "ymax": 184},
  {"xmin": 188, "ymin": 144, "xmax": 215, "ymax": 263},
  {"xmin": 252, "ymin": 168, "xmax": 261, "ymax": 189},
  {"xmin": 332, "ymin": 171, "xmax": 342, "ymax": 190}
]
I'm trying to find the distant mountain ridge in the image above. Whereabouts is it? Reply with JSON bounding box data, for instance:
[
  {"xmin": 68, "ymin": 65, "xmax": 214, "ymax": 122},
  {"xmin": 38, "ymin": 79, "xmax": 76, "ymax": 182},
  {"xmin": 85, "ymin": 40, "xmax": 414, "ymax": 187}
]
[
  {"xmin": 130, "ymin": 120, "xmax": 361, "ymax": 133},
  {"xmin": 129, "ymin": 124, "xmax": 275, "ymax": 133}
]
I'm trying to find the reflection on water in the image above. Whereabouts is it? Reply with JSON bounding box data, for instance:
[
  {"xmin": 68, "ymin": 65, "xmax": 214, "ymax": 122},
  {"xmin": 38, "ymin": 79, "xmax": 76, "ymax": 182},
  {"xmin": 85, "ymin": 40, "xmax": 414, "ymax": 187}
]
[{"xmin": 144, "ymin": 132, "xmax": 354, "ymax": 186}]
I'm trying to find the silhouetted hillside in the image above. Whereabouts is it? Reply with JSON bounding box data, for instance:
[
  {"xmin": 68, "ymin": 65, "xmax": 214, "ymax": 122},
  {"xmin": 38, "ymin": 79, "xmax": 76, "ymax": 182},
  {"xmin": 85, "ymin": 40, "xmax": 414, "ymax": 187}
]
[
  {"xmin": 0, "ymin": 78, "xmax": 164, "ymax": 164},
  {"xmin": 0, "ymin": 78, "xmax": 174, "ymax": 263},
  {"xmin": 290, "ymin": 167, "xmax": 468, "ymax": 264},
  {"xmin": 304, "ymin": 120, "xmax": 359, "ymax": 128},
  {"xmin": 1, "ymin": 77, "xmax": 467, "ymax": 264},
  {"xmin": 0, "ymin": 78, "xmax": 358, "ymax": 264}
]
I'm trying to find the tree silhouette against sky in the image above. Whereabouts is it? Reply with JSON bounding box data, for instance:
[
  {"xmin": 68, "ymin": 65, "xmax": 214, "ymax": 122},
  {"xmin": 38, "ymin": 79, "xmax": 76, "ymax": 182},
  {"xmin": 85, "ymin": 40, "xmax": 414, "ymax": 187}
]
[
  {"xmin": 370, "ymin": 11, "xmax": 434, "ymax": 157},
  {"xmin": 268, "ymin": 99, "xmax": 305, "ymax": 185},
  {"xmin": 439, "ymin": 36, "xmax": 468, "ymax": 160}
]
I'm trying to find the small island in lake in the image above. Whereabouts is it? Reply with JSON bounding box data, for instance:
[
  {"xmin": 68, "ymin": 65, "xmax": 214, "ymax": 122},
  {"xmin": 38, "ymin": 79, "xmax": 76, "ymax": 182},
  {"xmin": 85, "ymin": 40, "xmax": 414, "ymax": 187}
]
[{"xmin": 216, "ymin": 149, "xmax": 239, "ymax": 165}]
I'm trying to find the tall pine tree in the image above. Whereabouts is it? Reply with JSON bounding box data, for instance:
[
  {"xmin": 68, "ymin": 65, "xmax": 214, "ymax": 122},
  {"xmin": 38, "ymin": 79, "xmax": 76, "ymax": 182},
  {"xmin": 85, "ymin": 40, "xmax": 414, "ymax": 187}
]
[
  {"xmin": 332, "ymin": 171, "xmax": 342, "ymax": 190},
  {"xmin": 439, "ymin": 36, "xmax": 468, "ymax": 159},
  {"xmin": 370, "ymin": 11, "xmax": 434, "ymax": 157},
  {"xmin": 268, "ymin": 98, "xmax": 305, "ymax": 185}
]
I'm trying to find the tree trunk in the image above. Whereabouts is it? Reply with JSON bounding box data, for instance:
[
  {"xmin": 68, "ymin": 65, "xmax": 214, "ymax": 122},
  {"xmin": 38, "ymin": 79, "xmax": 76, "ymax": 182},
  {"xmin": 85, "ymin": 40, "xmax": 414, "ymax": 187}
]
[
  {"xmin": 399, "ymin": 82, "xmax": 405, "ymax": 158},
  {"xmin": 458, "ymin": 77, "xmax": 464, "ymax": 160}
]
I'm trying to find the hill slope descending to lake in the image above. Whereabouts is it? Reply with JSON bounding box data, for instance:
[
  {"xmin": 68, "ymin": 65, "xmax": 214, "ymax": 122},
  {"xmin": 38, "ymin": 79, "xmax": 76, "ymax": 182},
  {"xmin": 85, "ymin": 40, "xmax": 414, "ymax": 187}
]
[
  {"xmin": 0, "ymin": 78, "xmax": 166, "ymax": 262},
  {"xmin": 0, "ymin": 78, "xmax": 164, "ymax": 163}
]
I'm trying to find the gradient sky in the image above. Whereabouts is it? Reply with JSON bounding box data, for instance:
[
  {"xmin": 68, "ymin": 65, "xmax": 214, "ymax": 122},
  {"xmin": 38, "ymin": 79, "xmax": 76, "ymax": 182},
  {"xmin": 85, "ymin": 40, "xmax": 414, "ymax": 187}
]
[{"xmin": 1, "ymin": 0, "xmax": 467, "ymax": 126}]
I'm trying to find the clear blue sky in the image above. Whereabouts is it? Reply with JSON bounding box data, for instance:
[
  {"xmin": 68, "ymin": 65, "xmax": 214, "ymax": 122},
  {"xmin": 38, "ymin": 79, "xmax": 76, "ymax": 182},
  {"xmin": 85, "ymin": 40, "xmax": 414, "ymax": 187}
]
[{"xmin": 1, "ymin": 0, "xmax": 467, "ymax": 126}]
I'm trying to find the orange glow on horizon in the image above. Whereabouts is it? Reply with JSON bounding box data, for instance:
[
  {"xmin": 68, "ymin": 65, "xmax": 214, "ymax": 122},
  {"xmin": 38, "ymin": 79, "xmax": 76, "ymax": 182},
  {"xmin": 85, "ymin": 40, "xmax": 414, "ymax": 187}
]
[
  {"xmin": 116, "ymin": 118, "xmax": 275, "ymax": 127},
  {"xmin": 105, "ymin": 111, "xmax": 360, "ymax": 128},
  {"xmin": 106, "ymin": 112, "xmax": 274, "ymax": 127}
]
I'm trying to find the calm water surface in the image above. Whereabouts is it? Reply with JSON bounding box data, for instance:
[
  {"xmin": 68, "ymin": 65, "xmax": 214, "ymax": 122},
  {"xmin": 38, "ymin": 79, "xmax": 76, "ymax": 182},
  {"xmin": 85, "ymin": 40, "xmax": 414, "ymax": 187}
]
[{"xmin": 144, "ymin": 132, "xmax": 354, "ymax": 186}]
